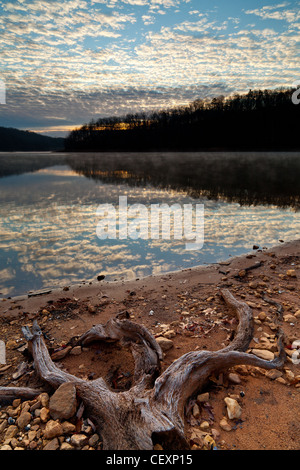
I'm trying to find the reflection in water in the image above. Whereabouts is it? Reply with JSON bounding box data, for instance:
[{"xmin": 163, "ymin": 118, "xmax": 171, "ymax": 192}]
[
  {"xmin": 67, "ymin": 152, "xmax": 300, "ymax": 210},
  {"xmin": 0, "ymin": 152, "xmax": 299, "ymax": 297}
]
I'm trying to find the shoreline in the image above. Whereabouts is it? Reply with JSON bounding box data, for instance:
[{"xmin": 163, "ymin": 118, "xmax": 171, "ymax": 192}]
[{"xmin": 3, "ymin": 238, "xmax": 300, "ymax": 305}]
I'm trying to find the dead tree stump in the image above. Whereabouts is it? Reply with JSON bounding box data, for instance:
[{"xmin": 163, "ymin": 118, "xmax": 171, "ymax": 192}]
[{"xmin": 0, "ymin": 289, "xmax": 285, "ymax": 450}]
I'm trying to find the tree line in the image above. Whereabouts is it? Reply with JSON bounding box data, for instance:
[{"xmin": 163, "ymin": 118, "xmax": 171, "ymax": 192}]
[{"xmin": 65, "ymin": 88, "xmax": 300, "ymax": 151}]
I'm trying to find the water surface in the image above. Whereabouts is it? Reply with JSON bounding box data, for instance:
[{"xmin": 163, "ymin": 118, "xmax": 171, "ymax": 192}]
[{"xmin": 0, "ymin": 152, "xmax": 299, "ymax": 297}]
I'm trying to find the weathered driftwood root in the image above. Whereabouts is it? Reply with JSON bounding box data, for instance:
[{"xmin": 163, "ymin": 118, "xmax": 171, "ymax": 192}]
[{"xmin": 0, "ymin": 289, "xmax": 286, "ymax": 450}]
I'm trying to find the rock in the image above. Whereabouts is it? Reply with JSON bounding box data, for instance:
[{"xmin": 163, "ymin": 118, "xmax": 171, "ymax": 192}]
[
  {"xmin": 0, "ymin": 444, "xmax": 12, "ymax": 450},
  {"xmin": 17, "ymin": 411, "xmax": 31, "ymax": 430},
  {"xmin": 228, "ymin": 373, "xmax": 241, "ymax": 384},
  {"xmin": 49, "ymin": 383, "xmax": 77, "ymax": 420},
  {"xmin": 192, "ymin": 403, "xmax": 200, "ymax": 419},
  {"xmin": 294, "ymin": 310, "xmax": 300, "ymax": 318},
  {"xmin": 224, "ymin": 397, "xmax": 242, "ymax": 420},
  {"xmin": 43, "ymin": 437, "xmax": 60, "ymax": 450},
  {"xmin": 38, "ymin": 392, "xmax": 50, "ymax": 408},
  {"xmin": 88, "ymin": 434, "xmax": 100, "ymax": 447},
  {"xmin": 153, "ymin": 444, "xmax": 164, "ymax": 450},
  {"xmin": 4, "ymin": 425, "xmax": 18, "ymax": 441},
  {"xmin": 70, "ymin": 433, "xmax": 89, "ymax": 448},
  {"xmin": 258, "ymin": 312, "xmax": 267, "ymax": 321},
  {"xmin": 70, "ymin": 346, "xmax": 82, "ymax": 356},
  {"xmin": 97, "ymin": 275, "xmax": 105, "ymax": 281},
  {"xmin": 155, "ymin": 336, "xmax": 173, "ymax": 351},
  {"xmin": 44, "ymin": 420, "xmax": 63, "ymax": 439},
  {"xmin": 199, "ymin": 421, "xmax": 210, "ymax": 431},
  {"xmin": 265, "ymin": 369, "xmax": 283, "ymax": 380},
  {"xmin": 219, "ymin": 417, "xmax": 232, "ymax": 432},
  {"xmin": 197, "ymin": 392, "xmax": 210, "ymax": 403},
  {"xmin": 251, "ymin": 349, "xmax": 274, "ymax": 361},
  {"xmin": 61, "ymin": 421, "xmax": 76, "ymax": 434},
  {"xmin": 283, "ymin": 314, "xmax": 297, "ymax": 323},
  {"xmin": 40, "ymin": 407, "xmax": 50, "ymax": 423},
  {"xmin": 163, "ymin": 329, "xmax": 176, "ymax": 339},
  {"xmin": 286, "ymin": 270, "xmax": 297, "ymax": 278},
  {"xmin": 60, "ymin": 442, "xmax": 74, "ymax": 450},
  {"xmin": 211, "ymin": 428, "xmax": 220, "ymax": 441}
]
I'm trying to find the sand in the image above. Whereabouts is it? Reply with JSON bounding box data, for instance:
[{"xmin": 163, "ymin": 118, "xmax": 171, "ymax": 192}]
[{"xmin": 0, "ymin": 239, "xmax": 299, "ymax": 450}]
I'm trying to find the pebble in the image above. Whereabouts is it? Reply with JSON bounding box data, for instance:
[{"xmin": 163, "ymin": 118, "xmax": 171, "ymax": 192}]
[
  {"xmin": 49, "ymin": 382, "xmax": 77, "ymax": 420},
  {"xmin": 224, "ymin": 397, "xmax": 242, "ymax": 420},
  {"xmin": 251, "ymin": 349, "xmax": 274, "ymax": 361},
  {"xmin": 286, "ymin": 270, "xmax": 297, "ymax": 278},
  {"xmin": 0, "ymin": 391, "xmax": 102, "ymax": 451},
  {"xmin": 219, "ymin": 417, "xmax": 232, "ymax": 432},
  {"xmin": 155, "ymin": 336, "xmax": 173, "ymax": 351}
]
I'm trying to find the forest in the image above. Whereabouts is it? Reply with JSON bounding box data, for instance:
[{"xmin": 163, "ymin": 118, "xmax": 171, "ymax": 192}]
[
  {"xmin": 0, "ymin": 127, "xmax": 64, "ymax": 152},
  {"xmin": 65, "ymin": 88, "xmax": 300, "ymax": 152}
]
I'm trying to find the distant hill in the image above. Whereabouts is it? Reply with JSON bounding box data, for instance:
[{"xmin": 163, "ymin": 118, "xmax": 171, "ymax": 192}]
[
  {"xmin": 65, "ymin": 87, "xmax": 300, "ymax": 152},
  {"xmin": 0, "ymin": 127, "xmax": 65, "ymax": 151}
]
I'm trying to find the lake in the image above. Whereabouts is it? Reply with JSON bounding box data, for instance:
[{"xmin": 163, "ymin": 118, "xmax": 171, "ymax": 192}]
[{"xmin": 0, "ymin": 151, "xmax": 299, "ymax": 298}]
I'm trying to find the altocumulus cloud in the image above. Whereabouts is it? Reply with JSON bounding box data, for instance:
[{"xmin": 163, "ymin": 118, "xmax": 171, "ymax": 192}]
[{"xmin": 0, "ymin": 0, "xmax": 299, "ymax": 136}]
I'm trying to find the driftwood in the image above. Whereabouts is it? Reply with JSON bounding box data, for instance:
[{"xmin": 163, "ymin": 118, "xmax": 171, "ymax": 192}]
[{"xmin": 0, "ymin": 289, "xmax": 285, "ymax": 450}]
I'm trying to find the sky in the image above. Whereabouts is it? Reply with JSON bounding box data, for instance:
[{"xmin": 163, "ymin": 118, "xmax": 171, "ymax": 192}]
[{"xmin": 0, "ymin": 0, "xmax": 299, "ymax": 137}]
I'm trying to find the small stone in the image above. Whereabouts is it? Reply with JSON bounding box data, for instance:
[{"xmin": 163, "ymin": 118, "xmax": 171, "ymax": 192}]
[
  {"xmin": 44, "ymin": 420, "xmax": 63, "ymax": 439},
  {"xmin": 224, "ymin": 397, "xmax": 242, "ymax": 420},
  {"xmin": 228, "ymin": 373, "xmax": 241, "ymax": 384},
  {"xmin": 70, "ymin": 346, "xmax": 82, "ymax": 356},
  {"xmin": 70, "ymin": 434, "xmax": 89, "ymax": 448},
  {"xmin": 258, "ymin": 312, "xmax": 267, "ymax": 321},
  {"xmin": 153, "ymin": 443, "xmax": 164, "ymax": 450},
  {"xmin": 49, "ymin": 382, "xmax": 77, "ymax": 420},
  {"xmin": 283, "ymin": 314, "xmax": 297, "ymax": 323},
  {"xmin": 88, "ymin": 434, "xmax": 100, "ymax": 447},
  {"xmin": 265, "ymin": 369, "xmax": 283, "ymax": 380},
  {"xmin": 43, "ymin": 437, "xmax": 60, "ymax": 450},
  {"xmin": 88, "ymin": 305, "xmax": 96, "ymax": 314},
  {"xmin": 192, "ymin": 403, "xmax": 200, "ymax": 419},
  {"xmin": 294, "ymin": 310, "xmax": 300, "ymax": 318},
  {"xmin": 38, "ymin": 393, "xmax": 50, "ymax": 408},
  {"xmin": 60, "ymin": 442, "xmax": 74, "ymax": 450},
  {"xmin": 219, "ymin": 417, "xmax": 232, "ymax": 432},
  {"xmin": 4, "ymin": 425, "xmax": 18, "ymax": 441},
  {"xmin": 197, "ymin": 392, "xmax": 210, "ymax": 403},
  {"xmin": 251, "ymin": 349, "xmax": 274, "ymax": 361},
  {"xmin": 16, "ymin": 411, "xmax": 31, "ymax": 430},
  {"xmin": 286, "ymin": 270, "xmax": 297, "ymax": 278},
  {"xmin": 163, "ymin": 329, "xmax": 176, "ymax": 339},
  {"xmin": 61, "ymin": 421, "xmax": 76, "ymax": 434},
  {"xmin": 0, "ymin": 444, "xmax": 12, "ymax": 450},
  {"xmin": 155, "ymin": 336, "xmax": 173, "ymax": 351},
  {"xmin": 40, "ymin": 407, "xmax": 50, "ymax": 423},
  {"xmin": 199, "ymin": 421, "xmax": 210, "ymax": 431}
]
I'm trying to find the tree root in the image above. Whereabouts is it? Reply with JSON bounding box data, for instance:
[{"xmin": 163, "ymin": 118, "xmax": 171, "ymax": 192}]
[{"xmin": 0, "ymin": 288, "xmax": 286, "ymax": 450}]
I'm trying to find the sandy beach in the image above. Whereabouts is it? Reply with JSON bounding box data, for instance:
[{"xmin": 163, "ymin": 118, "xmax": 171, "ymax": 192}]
[{"xmin": 0, "ymin": 239, "xmax": 299, "ymax": 450}]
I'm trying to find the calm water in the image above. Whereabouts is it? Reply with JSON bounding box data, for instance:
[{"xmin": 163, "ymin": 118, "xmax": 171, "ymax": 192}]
[{"xmin": 0, "ymin": 152, "xmax": 299, "ymax": 297}]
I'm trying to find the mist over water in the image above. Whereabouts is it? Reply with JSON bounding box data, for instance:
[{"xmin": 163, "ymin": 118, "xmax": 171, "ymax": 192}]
[{"xmin": 0, "ymin": 152, "xmax": 299, "ymax": 297}]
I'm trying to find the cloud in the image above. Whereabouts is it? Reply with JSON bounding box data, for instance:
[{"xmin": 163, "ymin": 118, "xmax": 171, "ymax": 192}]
[{"xmin": 0, "ymin": 0, "xmax": 299, "ymax": 135}]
